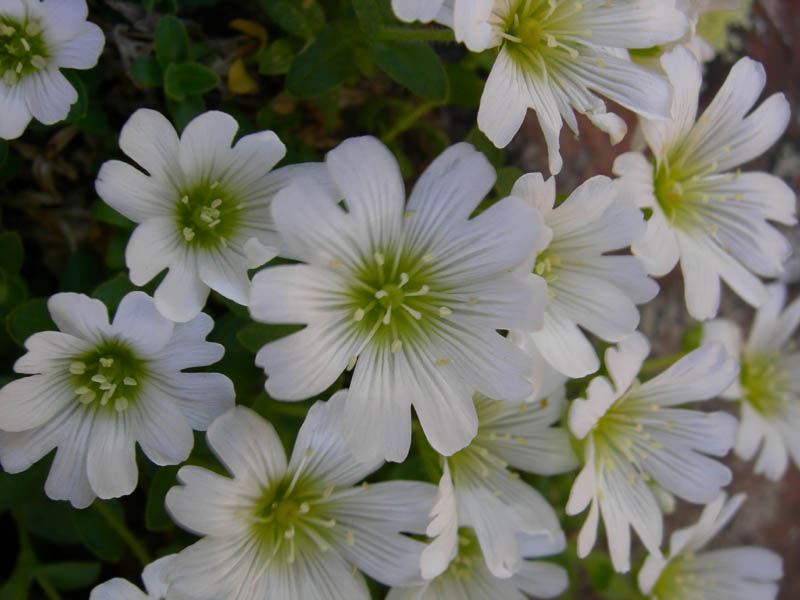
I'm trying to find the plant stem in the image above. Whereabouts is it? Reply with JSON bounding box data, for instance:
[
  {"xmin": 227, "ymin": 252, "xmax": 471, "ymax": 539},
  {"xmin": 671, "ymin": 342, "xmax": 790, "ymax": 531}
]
[
  {"xmin": 381, "ymin": 101, "xmax": 439, "ymax": 143},
  {"xmin": 378, "ymin": 25, "xmax": 455, "ymax": 42},
  {"xmin": 35, "ymin": 574, "xmax": 62, "ymax": 600},
  {"xmin": 93, "ymin": 500, "xmax": 151, "ymax": 567}
]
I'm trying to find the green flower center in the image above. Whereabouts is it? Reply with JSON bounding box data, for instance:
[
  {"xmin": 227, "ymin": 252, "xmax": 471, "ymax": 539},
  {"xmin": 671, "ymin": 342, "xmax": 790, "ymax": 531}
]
[
  {"xmin": 741, "ymin": 353, "xmax": 790, "ymax": 417},
  {"xmin": 250, "ymin": 455, "xmax": 353, "ymax": 565},
  {"xmin": 0, "ymin": 17, "xmax": 48, "ymax": 85},
  {"xmin": 533, "ymin": 250, "xmax": 561, "ymax": 293},
  {"xmin": 174, "ymin": 179, "xmax": 242, "ymax": 249},
  {"xmin": 502, "ymin": 0, "xmax": 584, "ymax": 61},
  {"xmin": 344, "ymin": 247, "xmax": 462, "ymax": 366},
  {"xmin": 69, "ymin": 340, "xmax": 147, "ymax": 413}
]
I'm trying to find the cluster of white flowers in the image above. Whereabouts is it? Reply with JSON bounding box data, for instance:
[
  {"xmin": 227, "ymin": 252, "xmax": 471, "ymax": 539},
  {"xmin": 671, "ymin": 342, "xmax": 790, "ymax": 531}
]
[{"xmin": 0, "ymin": 1, "xmax": 795, "ymax": 598}]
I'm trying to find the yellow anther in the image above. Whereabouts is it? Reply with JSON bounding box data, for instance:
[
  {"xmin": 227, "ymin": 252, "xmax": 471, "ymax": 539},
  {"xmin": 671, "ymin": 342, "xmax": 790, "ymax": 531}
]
[
  {"xmin": 183, "ymin": 227, "xmax": 195, "ymax": 242},
  {"xmin": 438, "ymin": 307, "xmax": 452, "ymax": 317},
  {"xmin": 99, "ymin": 357, "xmax": 114, "ymax": 368},
  {"xmin": 435, "ymin": 357, "xmax": 451, "ymax": 367},
  {"xmin": 391, "ymin": 339, "xmax": 402, "ymax": 353},
  {"xmin": 69, "ymin": 361, "xmax": 86, "ymax": 375},
  {"xmin": 123, "ymin": 377, "xmax": 137, "ymax": 386}
]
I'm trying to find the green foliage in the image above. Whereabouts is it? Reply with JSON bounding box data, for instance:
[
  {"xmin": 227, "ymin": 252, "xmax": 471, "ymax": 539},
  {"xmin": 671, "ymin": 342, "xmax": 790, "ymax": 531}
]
[
  {"xmin": 286, "ymin": 22, "xmax": 358, "ymax": 98},
  {"xmin": 164, "ymin": 61, "xmax": 219, "ymax": 100}
]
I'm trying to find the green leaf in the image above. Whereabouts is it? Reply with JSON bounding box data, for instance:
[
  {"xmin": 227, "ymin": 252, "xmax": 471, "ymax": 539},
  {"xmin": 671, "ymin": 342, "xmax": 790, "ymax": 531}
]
[
  {"xmin": 166, "ymin": 94, "xmax": 206, "ymax": 132},
  {"xmin": 445, "ymin": 63, "xmax": 483, "ymax": 108},
  {"xmin": 72, "ymin": 501, "xmax": 125, "ymax": 563},
  {"xmin": 105, "ymin": 228, "xmax": 129, "ymax": 271},
  {"xmin": 286, "ymin": 22, "xmax": 357, "ymax": 98},
  {"xmin": 20, "ymin": 496, "xmax": 81, "ymax": 545},
  {"xmin": 0, "ymin": 139, "xmax": 8, "ymax": 167},
  {"xmin": 59, "ymin": 249, "xmax": 106, "ymax": 295},
  {"xmin": 145, "ymin": 466, "xmax": 179, "ymax": 531},
  {"xmin": 35, "ymin": 562, "xmax": 100, "ymax": 591},
  {"xmin": 155, "ymin": 15, "xmax": 190, "ymax": 68},
  {"xmin": 351, "ymin": 0, "xmax": 394, "ymax": 41},
  {"xmin": 164, "ymin": 62, "xmax": 219, "ymax": 101},
  {"xmin": 92, "ymin": 274, "xmax": 137, "ymax": 315},
  {"xmin": 259, "ymin": 0, "xmax": 324, "ymax": 40},
  {"xmin": 0, "ymin": 269, "xmax": 28, "ymax": 314},
  {"xmin": 131, "ymin": 57, "xmax": 163, "ymax": 86},
  {"xmin": 369, "ymin": 40, "xmax": 449, "ymax": 102},
  {"xmin": 257, "ymin": 38, "xmax": 296, "ymax": 76},
  {"xmin": 0, "ymin": 460, "xmax": 50, "ymax": 512},
  {"xmin": 237, "ymin": 322, "xmax": 304, "ymax": 353},
  {"xmin": 465, "ymin": 126, "xmax": 503, "ymax": 169},
  {"xmin": 494, "ymin": 166, "xmax": 522, "ymax": 198},
  {"xmin": 6, "ymin": 298, "xmax": 55, "ymax": 346},
  {"xmin": 91, "ymin": 199, "xmax": 135, "ymax": 229},
  {"xmin": 0, "ymin": 231, "xmax": 24, "ymax": 274},
  {"xmin": 63, "ymin": 70, "xmax": 88, "ymax": 123}
]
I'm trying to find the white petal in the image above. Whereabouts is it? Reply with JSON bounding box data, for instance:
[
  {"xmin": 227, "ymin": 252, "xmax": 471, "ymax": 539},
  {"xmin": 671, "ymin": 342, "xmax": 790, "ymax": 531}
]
[
  {"xmin": 249, "ymin": 264, "xmax": 348, "ymax": 324},
  {"xmin": 196, "ymin": 247, "xmax": 251, "ymax": 306},
  {"xmin": 391, "ymin": 0, "xmax": 444, "ymax": 22},
  {"xmin": 342, "ymin": 345, "xmax": 415, "ymax": 462},
  {"xmin": 14, "ymin": 330, "xmax": 92, "ymax": 374},
  {"xmin": 131, "ymin": 388, "xmax": 193, "ymax": 466},
  {"xmin": 326, "ymin": 136, "xmax": 404, "ymax": 248},
  {"xmin": 141, "ymin": 554, "xmax": 175, "ymax": 598},
  {"xmin": 177, "ymin": 110, "xmax": 239, "ymax": 181},
  {"xmin": 44, "ymin": 408, "xmax": 96, "ymax": 508},
  {"xmin": 166, "ymin": 465, "xmax": 244, "ymax": 537},
  {"xmin": 125, "ymin": 217, "xmax": 179, "ymax": 287},
  {"xmin": 0, "ymin": 374, "xmax": 74, "ymax": 432},
  {"xmin": 89, "ymin": 578, "xmax": 147, "ymax": 600},
  {"xmin": 510, "ymin": 172, "xmax": 556, "ymax": 216},
  {"xmin": 289, "ymin": 392, "xmax": 382, "ymax": 487},
  {"xmin": 642, "ymin": 46, "xmax": 702, "ymax": 156},
  {"xmin": 111, "ymin": 291, "xmax": 175, "ymax": 354},
  {"xmin": 152, "ymin": 255, "xmax": 210, "ymax": 324},
  {"xmin": 531, "ymin": 306, "xmax": 600, "ymax": 378},
  {"xmin": 421, "ymin": 462, "xmax": 458, "ymax": 580},
  {"xmin": 149, "ymin": 372, "xmax": 234, "ymax": 431},
  {"xmin": 640, "ymin": 342, "xmax": 738, "ymax": 406},
  {"xmin": 257, "ymin": 319, "xmax": 362, "ymax": 401},
  {"xmin": 54, "ymin": 21, "xmax": 104, "ymax": 69},
  {"xmin": 405, "ymin": 143, "xmax": 496, "ymax": 249},
  {"xmin": 25, "ymin": 68, "xmax": 77, "ymax": 125},
  {"xmin": 118, "ymin": 109, "xmax": 181, "ymax": 181},
  {"xmin": 513, "ymin": 560, "xmax": 569, "ymax": 599},
  {"xmin": 86, "ymin": 413, "xmax": 138, "ymax": 499},
  {"xmin": 47, "ymin": 292, "xmax": 111, "ymax": 343},
  {"xmin": 95, "ymin": 160, "xmax": 173, "ymax": 223},
  {"xmin": 0, "ymin": 87, "xmax": 32, "ymax": 139},
  {"xmin": 205, "ymin": 405, "xmax": 287, "ymax": 486},
  {"xmin": 151, "ymin": 312, "xmax": 223, "ymax": 371},
  {"xmin": 605, "ymin": 332, "xmax": 650, "ymax": 394},
  {"xmin": 569, "ymin": 377, "xmax": 617, "ymax": 440}
]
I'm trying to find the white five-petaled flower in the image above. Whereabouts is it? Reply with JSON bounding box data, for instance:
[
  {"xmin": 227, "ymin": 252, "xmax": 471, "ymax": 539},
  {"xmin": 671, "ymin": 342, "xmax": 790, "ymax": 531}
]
[
  {"xmin": 473, "ymin": 0, "xmax": 687, "ymax": 174},
  {"xmin": 565, "ymin": 332, "xmax": 739, "ymax": 573},
  {"xmin": 0, "ymin": 291, "xmax": 234, "ymax": 508},
  {"xmin": 96, "ymin": 109, "xmax": 327, "ymax": 323},
  {"xmin": 90, "ymin": 554, "xmax": 174, "ymax": 600},
  {"xmin": 163, "ymin": 394, "xmax": 436, "ymax": 600},
  {"xmin": 249, "ymin": 137, "xmax": 548, "ymax": 463},
  {"xmin": 0, "ymin": 0, "xmax": 104, "ymax": 139},
  {"xmin": 422, "ymin": 388, "xmax": 577, "ymax": 580},
  {"xmin": 391, "ymin": 528, "xmax": 569, "ymax": 600},
  {"xmin": 511, "ymin": 172, "xmax": 658, "ymax": 378},
  {"xmin": 638, "ymin": 493, "xmax": 783, "ymax": 600},
  {"xmin": 703, "ymin": 284, "xmax": 800, "ymax": 481},
  {"xmin": 390, "ymin": 0, "xmax": 495, "ymax": 51},
  {"xmin": 614, "ymin": 47, "xmax": 796, "ymax": 320}
]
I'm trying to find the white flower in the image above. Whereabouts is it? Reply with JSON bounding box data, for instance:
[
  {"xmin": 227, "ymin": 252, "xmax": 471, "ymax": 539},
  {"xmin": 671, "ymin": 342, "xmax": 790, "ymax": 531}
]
[
  {"xmin": 90, "ymin": 554, "xmax": 174, "ymax": 600},
  {"xmin": 249, "ymin": 137, "xmax": 548, "ymax": 462},
  {"xmin": 565, "ymin": 333, "xmax": 739, "ymax": 573},
  {"xmin": 390, "ymin": 0, "xmax": 495, "ymax": 51},
  {"xmin": 426, "ymin": 389, "xmax": 577, "ymax": 579},
  {"xmin": 0, "ymin": 291, "xmax": 234, "ymax": 508},
  {"xmin": 703, "ymin": 284, "xmax": 800, "ymax": 480},
  {"xmin": 474, "ymin": 0, "xmax": 687, "ymax": 174},
  {"xmin": 638, "ymin": 493, "xmax": 783, "ymax": 600},
  {"xmin": 96, "ymin": 109, "xmax": 328, "ymax": 323},
  {"xmin": 511, "ymin": 172, "xmax": 658, "ymax": 378},
  {"xmin": 162, "ymin": 393, "xmax": 436, "ymax": 599},
  {"xmin": 613, "ymin": 47, "xmax": 796, "ymax": 320},
  {"xmin": 0, "ymin": 0, "xmax": 104, "ymax": 139},
  {"xmin": 391, "ymin": 529, "xmax": 568, "ymax": 600}
]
